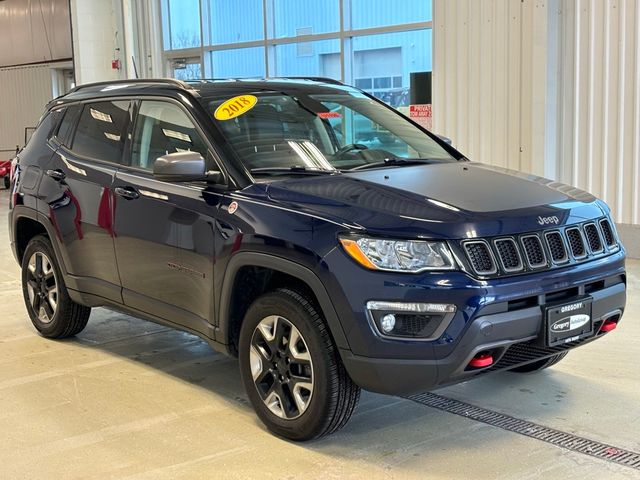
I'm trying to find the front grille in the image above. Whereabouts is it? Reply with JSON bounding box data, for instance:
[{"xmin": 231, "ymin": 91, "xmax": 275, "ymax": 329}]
[
  {"xmin": 521, "ymin": 235, "xmax": 546, "ymax": 268},
  {"xmin": 494, "ymin": 238, "xmax": 522, "ymax": 272},
  {"xmin": 545, "ymin": 231, "xmax": 568, "ymax": 263},
  {"xmin": 599, "ymin": 218, "xmax": 616, "ymax": 247},
  {"xmin": 460, "ymin": 217, "xmax": 618, "ymax": 277},
  {"xmin": 584, "ymin": 223, "xmax": 603, "ymax": 253},
  {"xmin": 463, "ymin": 241, "xmax": 496, "ymax": 275},
  {"xmin": 566, "ymin": 227, "xmax": 587, "ymax": 258}
]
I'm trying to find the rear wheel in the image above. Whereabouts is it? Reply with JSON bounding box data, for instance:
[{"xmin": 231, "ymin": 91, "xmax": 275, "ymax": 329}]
[
  {"xmin": 510, "ymin": 352, "xmax": 568, "ymax": 373},
  {"xmin": 3, "ymin": 176, "xmax": 9, "ymax": 189},
  {"xmin": 21, "ymin": 235, "xmax": 91, "ymax": 338},
  {"xmin": 239, "ymin": 288, "xmax": 360, "ymax": 441}
]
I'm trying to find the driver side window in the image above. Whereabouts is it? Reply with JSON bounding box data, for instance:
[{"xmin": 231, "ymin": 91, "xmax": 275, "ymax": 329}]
[{"xmin": 130, "ymin": 100, "xmax": 208, "ymax": 170}]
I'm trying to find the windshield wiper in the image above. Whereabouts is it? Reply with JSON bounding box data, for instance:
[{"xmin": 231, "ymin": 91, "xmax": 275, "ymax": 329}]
[
  {"xmin": 347, "ymin": 158, "xmax": 434, "ymax": 171},
  {"xmin": 250, "ymin": 166, "xmax": 338, "ymax": 176}
]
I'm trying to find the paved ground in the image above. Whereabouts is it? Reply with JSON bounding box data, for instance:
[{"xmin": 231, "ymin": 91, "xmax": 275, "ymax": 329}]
[{"xmin": 0, "ymin": 189, "xmax": 638, "ymax": 479}]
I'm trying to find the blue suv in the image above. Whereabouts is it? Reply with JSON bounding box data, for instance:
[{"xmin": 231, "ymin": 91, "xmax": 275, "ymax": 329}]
[{"xmin": 9, "ymin": 78, "xmax": 626, "ymax": 440}]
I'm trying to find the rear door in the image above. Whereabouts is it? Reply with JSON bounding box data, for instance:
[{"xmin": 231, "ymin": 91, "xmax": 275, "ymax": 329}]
[
  {"xmin": 112, "ymin": 98, "xmax": 218, "ymax": 336},
  {"xmin": 39, "ymin": 100, "xmax": 132, "ymax": 303}
]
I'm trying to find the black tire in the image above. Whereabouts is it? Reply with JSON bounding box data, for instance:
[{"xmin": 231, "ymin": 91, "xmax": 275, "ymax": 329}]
[
  {"xmin": 21, "ymin": 235, "xmax": 91, "ymax": 338},
  {"xmin": 3, "ymin": 176, "xmax": 9, "ymax": 189},
  {"xmin": 509, "ymin": 352, "xmax": 568, "ymax": 373},
  {"xmin": 239, "ymin": 288, "xmax": 360, "ymax": 441}
]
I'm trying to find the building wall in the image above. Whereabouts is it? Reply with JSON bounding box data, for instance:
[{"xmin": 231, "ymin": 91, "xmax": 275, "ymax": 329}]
[
  {"xmin": 548, "ymin": 0, "xmax": 640, "ymax": 227},
  {"xmin": 433, "ymin": 0, "xmax": 640, "ymax": 244},
  {"xmin": 0, "ymin": 0, "xmax": 72, "ymax": 67},
  {"xmin": 0, "ymin": 64, "xmax": 67, "ymax": 159},
  {"xmin": 70, "ymin": 0, "xmax": 125, "ymax": 84}
]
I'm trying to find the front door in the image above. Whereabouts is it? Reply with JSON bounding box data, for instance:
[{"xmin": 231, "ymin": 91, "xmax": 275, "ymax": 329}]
[{"xmin": 112, "ymin": 99, "xmax": 218, "ymax": 336}]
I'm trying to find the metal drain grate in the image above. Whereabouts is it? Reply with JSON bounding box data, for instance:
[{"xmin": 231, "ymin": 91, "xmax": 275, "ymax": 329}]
[{"xmin": 408, "ymin": 392, "xmax": 640, "ymax": 471}]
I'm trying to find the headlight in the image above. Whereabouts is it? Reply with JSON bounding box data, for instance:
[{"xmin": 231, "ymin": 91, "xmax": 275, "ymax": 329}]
[{"xmin": 339, "ymin": 236, "xmax": 456, "ymax": 272}]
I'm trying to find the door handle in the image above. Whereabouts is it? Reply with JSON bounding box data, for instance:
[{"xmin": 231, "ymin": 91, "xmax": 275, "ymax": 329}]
[
  {"xmin": 46, "ymin": 169, "xmax": 66, "ymax": 181},
  {"xmin": 114, "ymin": 186, "xmax": 140, "ymax": 200}
]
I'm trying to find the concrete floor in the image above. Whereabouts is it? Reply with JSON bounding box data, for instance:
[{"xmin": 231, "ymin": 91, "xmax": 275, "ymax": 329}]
[{"xmin": 0, "ymin": 189, "xmax": 638, "ymax": 480}]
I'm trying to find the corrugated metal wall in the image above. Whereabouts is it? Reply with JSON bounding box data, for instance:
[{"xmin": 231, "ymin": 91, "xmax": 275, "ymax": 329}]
[
  {"xmin": 433, "ymin": 0, "xmax": 640, "ymax": 226},
  {"xmin": 550, "ymin": 0, "xmax": 640, "ymax": 225},
  {"xmin": 0, "ymin": 65, "xmax": 54, "ymax": 159},
  {"xmin": 0, "ymin": 0, "xmax": 72, "ymax": 67}
]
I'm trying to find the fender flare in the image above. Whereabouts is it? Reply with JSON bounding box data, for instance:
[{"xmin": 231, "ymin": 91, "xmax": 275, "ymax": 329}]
[{"xmin": 217, "ymin": 252, "xmax": 350, "ymax": 351}]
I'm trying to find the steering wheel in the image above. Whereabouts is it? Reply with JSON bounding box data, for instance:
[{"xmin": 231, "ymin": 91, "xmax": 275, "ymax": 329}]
[{"xmin": 334, "ymin": 143, "xmax": 369, "ymax": 157}]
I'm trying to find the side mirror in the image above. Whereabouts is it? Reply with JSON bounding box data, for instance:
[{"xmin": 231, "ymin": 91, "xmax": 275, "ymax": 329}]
[
  {"xmin": 436, "ymin": 134, "xmax": 453, "ymax": 146},
  {"xmin": 153, "ymin": 151, "xmax": 221, "ymax": 183}
]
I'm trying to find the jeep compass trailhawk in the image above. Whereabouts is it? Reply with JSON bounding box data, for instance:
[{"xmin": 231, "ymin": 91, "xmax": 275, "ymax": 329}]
[{"xmin": 9, "ymin": 78, "xmax": 626, "ymax": 440}]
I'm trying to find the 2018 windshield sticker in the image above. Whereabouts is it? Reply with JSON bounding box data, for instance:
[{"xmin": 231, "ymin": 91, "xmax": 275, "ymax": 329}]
[{"xmin": 214, "ymin": 95, "xmax": 258, "ymax": 121}]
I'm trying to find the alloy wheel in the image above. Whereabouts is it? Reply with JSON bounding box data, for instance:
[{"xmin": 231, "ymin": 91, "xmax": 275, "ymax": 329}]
[
  {"xmin": 26, "ymin": 252, "xmax": 58, "ymax": 323},
  {"xmin": 249, "ymin": 315, "xmax": 314, "ymax": 419}
]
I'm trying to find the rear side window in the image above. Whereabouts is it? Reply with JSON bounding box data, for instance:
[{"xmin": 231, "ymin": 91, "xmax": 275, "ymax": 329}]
[
  {"xmin": 130, "ymin": 100, "xmax": 208, "ymax": 170},
  {"xmin": 72, "ymin": 101, "xmax": 131, "ymax": 163},
  {"xmin": 56, "ymin": 105, "xmax": 81, "ymax": 147}
]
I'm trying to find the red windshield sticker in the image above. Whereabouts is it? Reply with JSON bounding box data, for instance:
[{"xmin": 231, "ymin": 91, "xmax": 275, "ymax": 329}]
[{"xmin": 318, "ymin": 111, "xmax": 341, "ymax": 119}]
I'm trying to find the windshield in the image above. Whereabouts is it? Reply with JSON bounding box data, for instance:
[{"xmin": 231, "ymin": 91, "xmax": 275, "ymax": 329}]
[{"xmin": 201, "ymin": 88, "xmax": 456, "ymax": 174}]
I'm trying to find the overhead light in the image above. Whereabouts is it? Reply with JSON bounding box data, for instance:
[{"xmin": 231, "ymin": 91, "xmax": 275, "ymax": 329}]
[{"xmin": 90, "ymin": 108, "xmax": 112, "ymax": 123}]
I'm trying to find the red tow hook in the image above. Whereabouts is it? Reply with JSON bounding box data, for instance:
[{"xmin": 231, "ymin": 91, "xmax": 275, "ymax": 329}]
[
  {"xmin": 600, "ymin": 319, "xmax": 618, "ymax": 333},
  {"xmin": 468, "ymin": 352, "xmax": 494, "ymax": 368}
]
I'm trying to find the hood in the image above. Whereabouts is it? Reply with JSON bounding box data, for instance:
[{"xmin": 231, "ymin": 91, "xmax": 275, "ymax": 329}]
[{"xmin": 254, "ymin": 162, "xmax": 605, "ymax": 239}]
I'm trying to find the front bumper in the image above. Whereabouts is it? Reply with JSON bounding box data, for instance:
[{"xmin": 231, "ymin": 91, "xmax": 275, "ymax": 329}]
[
  {"xmin": 340, "ymin": 280, "xmax": 625, "ymax": 395},
  {"xmin": 319, "ymin": 246, "xmax": 627, "ymax": 396}
]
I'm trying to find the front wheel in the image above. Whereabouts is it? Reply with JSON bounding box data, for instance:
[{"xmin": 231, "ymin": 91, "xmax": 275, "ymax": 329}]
[
  {"xmin": 239, "ymin": 288, "xmax": 360, "ymax": 441},
  {"xmin": 3, "ymin": 176, "xmax": 9, "ymax": 189}
]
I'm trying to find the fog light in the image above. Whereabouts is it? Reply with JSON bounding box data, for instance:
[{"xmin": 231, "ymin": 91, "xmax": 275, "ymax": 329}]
[
  {"xmin": 380, "ymin": 314, "xmax": 396, "ymax": 333},
  {"xmin": 366, "ymin": 301, "xmax": 457, "ymax": 340}
]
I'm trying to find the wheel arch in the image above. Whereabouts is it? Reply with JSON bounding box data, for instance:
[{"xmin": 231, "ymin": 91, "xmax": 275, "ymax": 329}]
[
  {"xmin": 217, "ymin": 252, "xmax": 350, "ymax": 356},
  {"xmin": 12, "ymin": 207, "xmax": 69, "ymax": 276}
]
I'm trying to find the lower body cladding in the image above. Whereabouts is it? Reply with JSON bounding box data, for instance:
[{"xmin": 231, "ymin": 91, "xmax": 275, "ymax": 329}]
[{"xmin": 334, "ymin": 261, "xmax": 626, "ymax": 396}]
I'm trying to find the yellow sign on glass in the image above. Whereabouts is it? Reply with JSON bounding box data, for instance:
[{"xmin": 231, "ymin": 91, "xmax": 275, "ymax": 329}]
[{"xmin": 214, "ymin": 95, "xmax": 258, "ymax": 121}]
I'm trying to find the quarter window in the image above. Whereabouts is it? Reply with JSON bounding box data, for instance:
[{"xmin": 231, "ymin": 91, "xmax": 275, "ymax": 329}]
[
  {"xmin": 71, "ymin": 101, "xmax": 131, "ymax": 163},
  {"xmin": 130, "ymin": 101, "xmax": 208, "ymax": 170},
  {"xmin": 56, "ymin": 105, "xmax": 81, "ymax": 147}
]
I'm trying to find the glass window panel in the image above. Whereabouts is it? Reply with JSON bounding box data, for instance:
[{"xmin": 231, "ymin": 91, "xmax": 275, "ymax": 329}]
[
  {"xmin": 131, "ymin": 101, "xmax": 208, "ymax": 170},
  {"xmin": 273, "ymin": 0, "xmax": 339, "ymax": 38},
  {"xmin": 355, "ymin": 78, "xmax": 372, "ymax": 90},
  {"xmin": 72, "ymin": 101, "xmax": 130, "ymax": 163},
  {"xmin": 352, "ymin": 30, "xmax": 432, "ymax": 107},
  {"xmin": 351, "ymin": 0, "xmax": 432, "ymax": 29},
  {"xmin": 172, "ymin": 61, "xmax": 202, "ymax": 80},
  {"xmin": 209, "ymin": 47, "xmax": 266, "ymax": 78},
  {"xmin": 274, "ymin": 39, "xmax": 341, "ymax": 79},
  {"xmin": 208, "ymin": 0, "xmax": 264, "ymax": 44},
  {"xmin": 167, "ymin": 0, "xmax": 201, "ymax": 49}
]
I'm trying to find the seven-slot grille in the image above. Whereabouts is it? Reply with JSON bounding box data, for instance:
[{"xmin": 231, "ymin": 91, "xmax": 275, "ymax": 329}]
[
  {"xmin": 544, "ymin": 231, "xmax": 568, "ymax": 263},
  {"xmin": 521, "ymin": 235, "xmax": 547, "ymax": 268},
  {"xmin": 461, "ymin": 217, "xmax": 618, "ymax": 277},
  {"xmin": 463, "ymin": 241, "xmax": 496, "ymax": 275},
  {"xmin": 599, "ymin": 218, "xmax": 616, "ymax": 247},
  {"xmin": 566, "ymin": 227, "xmax": 587, "ymax": 258},
  {"xmin": 583, "ymin": 223, "xmax": 603, "ymax": 253},
  {"xmin": 494, "ymin": 238, "xmax": 522, "ymax": 272}
]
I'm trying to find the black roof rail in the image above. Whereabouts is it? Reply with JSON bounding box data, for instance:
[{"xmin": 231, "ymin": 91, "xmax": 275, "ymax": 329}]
[
  {"xmin": 278, "ymin": 76, "xmax": 344, "ymax": 85},
  {"xmin": 66, "ymin": 78, "xmax": 193, "ymax": 95},
  {"xmin": 187, "ymin": 77, "xmax": 344, "ymax": 85}
]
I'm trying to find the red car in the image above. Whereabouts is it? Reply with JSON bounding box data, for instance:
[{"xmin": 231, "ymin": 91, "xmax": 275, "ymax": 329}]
[{"xmin": 0, "ymin": 160, "xmax": 11, "ymax": 189}]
